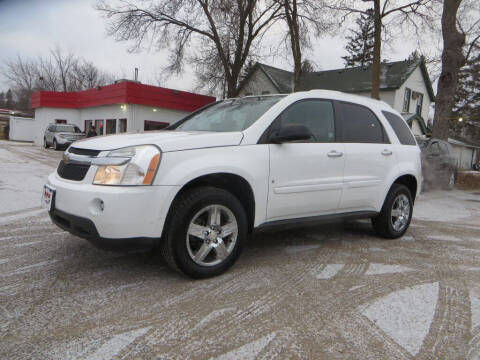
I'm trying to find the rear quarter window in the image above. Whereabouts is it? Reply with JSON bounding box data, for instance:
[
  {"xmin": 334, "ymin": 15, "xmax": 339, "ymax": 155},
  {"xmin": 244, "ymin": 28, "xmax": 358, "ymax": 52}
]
[{"xmin": 382, "ymin": 111, "xmax": 417, "ymax": 145}]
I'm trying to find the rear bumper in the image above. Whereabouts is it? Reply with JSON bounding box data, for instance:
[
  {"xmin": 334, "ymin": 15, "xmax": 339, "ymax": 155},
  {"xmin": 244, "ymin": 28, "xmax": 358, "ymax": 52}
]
[{"xmin": 50, "ymin": 208, "xmax": 157, "ymax": 250}]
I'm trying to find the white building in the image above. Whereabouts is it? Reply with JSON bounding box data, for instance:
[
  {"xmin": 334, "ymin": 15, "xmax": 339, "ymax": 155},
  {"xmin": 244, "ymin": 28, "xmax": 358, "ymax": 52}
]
[
  {"xmin": 31, "ymin": 80, "xmax": 215, "ymax": 146},
  {"xmin": 238, "ymin": 59, "xmax": 435, "ymax": 137}
]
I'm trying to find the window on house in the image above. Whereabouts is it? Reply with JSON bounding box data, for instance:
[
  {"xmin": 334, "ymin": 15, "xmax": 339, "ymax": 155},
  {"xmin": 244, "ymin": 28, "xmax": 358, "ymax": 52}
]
[
  {"xmin": 55, "ymin": 119, "xmax": 67, "ymax": 124},
  {"xmin": 119, "ymin": 119, "xmax": 127, "ymax": 133},
  {"xmin": 95, "ymin": 119, "xmax": 104, "ymax": 135},
  {"xmin": 416, "ymin": 93, "xmax": 424, "ymax": 116},
  {"xmin": 339, "ymin": 102, "xmax": 387, "ymax": 144},
  {"xmin": 106, "ymin": 119, "xmax": 116, "ymax": 134},
  {"xmin": 84, "ymin": 120, "xmax": 93, "ymax": 133},
  {"xmin": 403, "ymin": 88, "xmax": 411, "ymax": 112}
]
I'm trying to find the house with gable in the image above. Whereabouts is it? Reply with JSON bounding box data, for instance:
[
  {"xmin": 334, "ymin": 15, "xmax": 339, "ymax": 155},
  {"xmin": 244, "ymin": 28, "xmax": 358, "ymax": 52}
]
[{"xmin": 238, "ymin": 59, "xmax": 434, "ymax": 138}]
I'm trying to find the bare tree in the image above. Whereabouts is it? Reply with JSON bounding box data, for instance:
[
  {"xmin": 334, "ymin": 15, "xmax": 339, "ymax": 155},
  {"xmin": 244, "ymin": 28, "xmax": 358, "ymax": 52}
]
[
  {"xmin": 96, "ymin": 0, "xmax": 283, "ymax": 97},
  {"xmin": 51, "ymin": 47, "xmax": 76, "ymax": 92},
  {"xmin": 277, "ymin": 0, "xmax": 331, "ymax": 91},
  {"xmin": 2, "ymin": 56, "xmax": 37, "ymax": 93},
  {"xmin": 1, "ymin": 49, "xmax": 114, "ymax": 111},
  {"xmin": 328, "ymin": 0, "xmax": 433, "ymax": 99},
  {"xmin": 432, "ymin": 0, "xmax": 478, "ymax": 140}
]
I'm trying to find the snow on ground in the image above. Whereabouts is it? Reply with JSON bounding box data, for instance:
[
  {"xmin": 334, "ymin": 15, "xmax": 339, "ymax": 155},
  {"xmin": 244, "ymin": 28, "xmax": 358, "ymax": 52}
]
[
  {"xmin": 362, "ymin": 282, "xmax": 439, "ymax": 356},
  {"xmin": 0, "ymin": 142, "xmax": 60, "ymax": 216},
  {"xmin": 1, "ymin": 143, "xmax": 480, "ymax": 359},
  {"xmin": 364, "ymin": 263, "xmax": 414, "ymax": 275},
  {"xmin": 313, "ymin": 264, "xmax": 344, "ymax": 279},
  {"xmin": 414, "ymin": 190, "xmax": 476, "ymax": 222}
]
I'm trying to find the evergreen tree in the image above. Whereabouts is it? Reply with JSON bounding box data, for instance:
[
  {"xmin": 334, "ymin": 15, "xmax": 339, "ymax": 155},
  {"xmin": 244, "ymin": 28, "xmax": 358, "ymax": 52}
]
[
  {"xmin": 452, "ymin": 44, "xmax": 480, "ymax": 139},
  {"xmin": 0, "ymin": 92, "xmax": 5, "ymax": 108},
  {"xmin": 5, "ymin": 89, "xmax": 14, "ymax": 109},
  {"xmin": 342, "ymin": 10, "xmax": 375, "ymax": 68}
]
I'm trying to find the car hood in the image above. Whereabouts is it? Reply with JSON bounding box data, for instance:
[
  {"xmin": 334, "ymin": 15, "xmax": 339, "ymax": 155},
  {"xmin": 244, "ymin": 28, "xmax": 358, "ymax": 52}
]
[{"xmin": 71, "ymin": 131, "xmax": 244, "ymax": 152}]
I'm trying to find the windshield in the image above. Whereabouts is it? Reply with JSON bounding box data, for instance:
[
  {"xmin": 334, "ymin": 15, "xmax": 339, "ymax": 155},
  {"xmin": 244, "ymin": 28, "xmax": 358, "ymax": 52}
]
[
  {"xmin": 56, "ymin": 125, "xmax": 76, "ymax": 133},
  {"xmin": 175, "ymin": 96, "xmax": 285, "ymax": 132}
]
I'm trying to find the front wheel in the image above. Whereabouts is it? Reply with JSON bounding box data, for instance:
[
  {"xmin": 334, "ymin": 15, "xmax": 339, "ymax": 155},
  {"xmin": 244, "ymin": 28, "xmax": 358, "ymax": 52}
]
[
  {"xmin": 43, "ymin": 138, "xmax": 49, "ymax": 148},
  {"xmin": 372, "ymin": 184, "xmax": 413, "ymax": 238},
  {"xmin": 53, "ymin": 139, "xmax": 59, "ymax": 150},
  {"xmin": 161, "ymin": 186, "xmax": 247, "ymax": 279}
]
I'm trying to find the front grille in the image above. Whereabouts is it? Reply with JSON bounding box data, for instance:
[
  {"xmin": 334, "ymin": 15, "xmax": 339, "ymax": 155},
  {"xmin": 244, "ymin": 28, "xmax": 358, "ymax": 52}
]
[
  {"xmin": 57, "ymin": 160, "xmax": 90, "ymax": 181},
  {"xmin": 68, "ymin": 147, "xmax": 101, "ymax": 156}
]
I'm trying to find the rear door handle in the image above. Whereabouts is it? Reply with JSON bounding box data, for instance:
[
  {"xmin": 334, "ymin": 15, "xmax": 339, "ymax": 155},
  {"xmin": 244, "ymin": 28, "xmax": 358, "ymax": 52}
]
[
  {"xmin": 382, "ymin": 149, "xmax": 393, "ymax": 156},
  {"xmin": 327, "ymin": 150, "xmax": 343, "ymax": 158}
]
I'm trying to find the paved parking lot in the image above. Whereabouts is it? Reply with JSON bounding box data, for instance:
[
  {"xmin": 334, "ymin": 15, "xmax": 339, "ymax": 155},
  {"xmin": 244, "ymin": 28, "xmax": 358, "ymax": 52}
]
[{"xmin": 1, "ymin": 141, "xmax": 480, "ymax": 359}]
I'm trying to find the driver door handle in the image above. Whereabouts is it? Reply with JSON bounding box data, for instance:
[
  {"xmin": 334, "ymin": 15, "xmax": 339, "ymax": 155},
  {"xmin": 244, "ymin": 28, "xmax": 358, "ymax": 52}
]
[
  {"xmin": 382, "ymin": 149, "xmax": 393, "ymax": 156},
  {"xmin": 327, "ymin": 150, "xmax": 343, "ymax": 158}
]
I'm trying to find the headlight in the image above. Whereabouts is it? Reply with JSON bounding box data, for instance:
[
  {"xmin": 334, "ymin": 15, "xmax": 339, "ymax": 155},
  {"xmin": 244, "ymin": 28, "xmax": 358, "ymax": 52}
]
[
  {"xmin": 58, "ymin": 135, "xmax": 66, "ymax": 139},
  {"xmin": 93, "ymin": 145, "xmax": 161, "ymax": 185}
]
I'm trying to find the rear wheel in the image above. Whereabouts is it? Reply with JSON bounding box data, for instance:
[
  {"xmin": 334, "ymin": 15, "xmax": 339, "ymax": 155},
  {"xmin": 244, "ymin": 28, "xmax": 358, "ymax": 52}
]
[
  {"xmin": 372, "ymin": 184, "xmax": 413, "ymax": 238},
  {"xmin": 161, "ymin": 186, "xmax": 247, "ymax": 279}
]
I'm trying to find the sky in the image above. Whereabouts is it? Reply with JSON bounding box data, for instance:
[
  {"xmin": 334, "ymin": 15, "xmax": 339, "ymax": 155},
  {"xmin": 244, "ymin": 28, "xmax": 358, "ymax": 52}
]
[{"xmin": 0, "ymin": 0, "xmax": 427, "ymax": 95}]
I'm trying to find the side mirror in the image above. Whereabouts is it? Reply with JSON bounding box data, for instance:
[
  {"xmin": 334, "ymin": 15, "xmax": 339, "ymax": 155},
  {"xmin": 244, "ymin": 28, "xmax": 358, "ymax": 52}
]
[{"xmin": 270, "ymin": 124, "xmax": 311, "ymax": 144}]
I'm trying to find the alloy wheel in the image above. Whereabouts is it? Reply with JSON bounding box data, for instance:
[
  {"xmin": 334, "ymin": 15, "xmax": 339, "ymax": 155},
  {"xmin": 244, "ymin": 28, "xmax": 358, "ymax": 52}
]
[
  {"xmin": 390, "ymin": 194, "xmax": 410, "ymax": 232},
  {"xmin": 186, "ymin": 204, "xmax": 238, "ymax": 267}
]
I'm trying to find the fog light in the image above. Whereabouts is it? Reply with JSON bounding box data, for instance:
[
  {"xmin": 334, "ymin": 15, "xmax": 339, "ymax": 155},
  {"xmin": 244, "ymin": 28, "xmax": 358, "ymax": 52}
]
[{"xmin": 89, "ymin": 198, "xmax": 105, "ymax": 215}]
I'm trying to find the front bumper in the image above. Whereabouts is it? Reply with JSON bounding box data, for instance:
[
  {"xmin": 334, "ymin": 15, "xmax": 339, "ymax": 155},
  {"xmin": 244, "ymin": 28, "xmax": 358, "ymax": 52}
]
[
  {"xmin": 56, "ymin": 137, "xmax": 74, "ymax": 146},
  {"xmin": 47, "ymin": 171, "xmax": 180, "ymax": 247},
  {"xmin": 49, "ymin": 208, "xmax": 157, "ymax": 250}
]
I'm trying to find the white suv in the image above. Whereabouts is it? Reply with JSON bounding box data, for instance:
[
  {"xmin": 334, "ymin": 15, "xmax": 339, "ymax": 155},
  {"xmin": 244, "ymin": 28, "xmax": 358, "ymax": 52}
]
[{"xmin": 43, "ymin": 90, "xmax": 421, "ymax": 278}]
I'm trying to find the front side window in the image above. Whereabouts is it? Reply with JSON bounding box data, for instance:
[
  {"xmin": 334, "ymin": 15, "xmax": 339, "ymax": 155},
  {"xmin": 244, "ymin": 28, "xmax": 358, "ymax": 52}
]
[
  {"xmin": 275, "ymin": 99, "xmax": 335, "ymax": 142},
  {"xmin": 175, "ymin": 96, "xmax": 284, "ymax": 132},
  {"xmin": 382, "ymin": 111, "xmax": 416, "ymax": 145},
  {"xmin": 403, "ymin": 88, "xmax": 411, "ymax": 112},
  {"xmin": 339, "ymin": 102, "xmax": 386, "ymax": 143}
]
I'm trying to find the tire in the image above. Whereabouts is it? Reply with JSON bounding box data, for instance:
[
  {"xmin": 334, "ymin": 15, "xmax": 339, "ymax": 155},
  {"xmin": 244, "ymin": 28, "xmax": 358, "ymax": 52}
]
[
  {"xmin": 444, "ymin": 171, "xmax": 456, "ymax": 190},
  {"xmin": 372, "ymin": 184, "xmax": 413, "ymax": 239},
  {"xmin": 161, "ymin": 186, "xmax": 247, "ymax": 279},
  {"xmin": 43, "ymin": 138, "xmax": 49, "ymax": 148},
  {"xmin": 53, "ymin": 139, "xmax": 59, "ymax": 150}
]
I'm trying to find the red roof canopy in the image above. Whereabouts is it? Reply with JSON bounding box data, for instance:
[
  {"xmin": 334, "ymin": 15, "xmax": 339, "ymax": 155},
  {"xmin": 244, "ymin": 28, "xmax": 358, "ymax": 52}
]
[{"xmin": 31, "ymin": 81, "xmax": 216, "ymax": 112}]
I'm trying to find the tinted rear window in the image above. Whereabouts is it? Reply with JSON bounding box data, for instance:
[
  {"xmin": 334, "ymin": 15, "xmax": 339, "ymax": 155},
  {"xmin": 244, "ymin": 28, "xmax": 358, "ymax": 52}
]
[
  {"xmin": 339, "ymin": 102, "xmax": 387, "ymax": 143},
  {"xmin": 382, "ymin": 111, "xmax": 416, "ymax": 145}
]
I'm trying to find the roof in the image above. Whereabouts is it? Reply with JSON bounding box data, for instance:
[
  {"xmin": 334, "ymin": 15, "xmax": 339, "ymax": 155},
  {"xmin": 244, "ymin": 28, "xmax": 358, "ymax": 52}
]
[
  {"xmin": 241, "ymin": 59, "xmax": 435, "ymax": 102},
  {"xmin": 31, "ymin": 81, "xmax": 216, "ymax": 112},
  {"xmin": 402, "ymin": 113, "xmax": 429, "ymax": 135},
  {"xmin": 449, "ymin": 136, "xmax": 480, "ymax": 149},
  {"xmin": 300, "ymin": 59, "xmax": 435, "ymax": 102},
  {"xmin": 238, "ymin": 63, "xmax": 293, "ymax": 94}
]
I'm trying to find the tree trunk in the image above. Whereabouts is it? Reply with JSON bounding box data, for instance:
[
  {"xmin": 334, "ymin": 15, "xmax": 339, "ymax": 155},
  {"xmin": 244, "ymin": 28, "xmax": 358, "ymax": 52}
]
[
  {"xmin": 226, "ymin": 70, "xmax": 239, "ymax": 98},
  {"xmin": 371, "ymin": 0, "xmax": 381, "ymax": 99},
  {"xmin": 284, "ymin": 0, "xmax": 302, "ymax": 92},
  {"xmin": 432, "ymin": 0, "xmax": 465, "ymax": 140}
]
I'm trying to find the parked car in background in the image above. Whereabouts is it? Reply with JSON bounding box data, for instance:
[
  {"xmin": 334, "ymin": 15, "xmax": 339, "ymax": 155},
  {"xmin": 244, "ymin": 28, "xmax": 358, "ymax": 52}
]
[
  {"xmin": 43, "ymin": 91, "xmax": 421, "ymax": 278},
  {"xmin": 44, "ymin": 124, "xmax": 85, "ymax": 150},
  {"xmin": 416, "ymin": 137, "xmax": 457, "ymax": 190}
]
